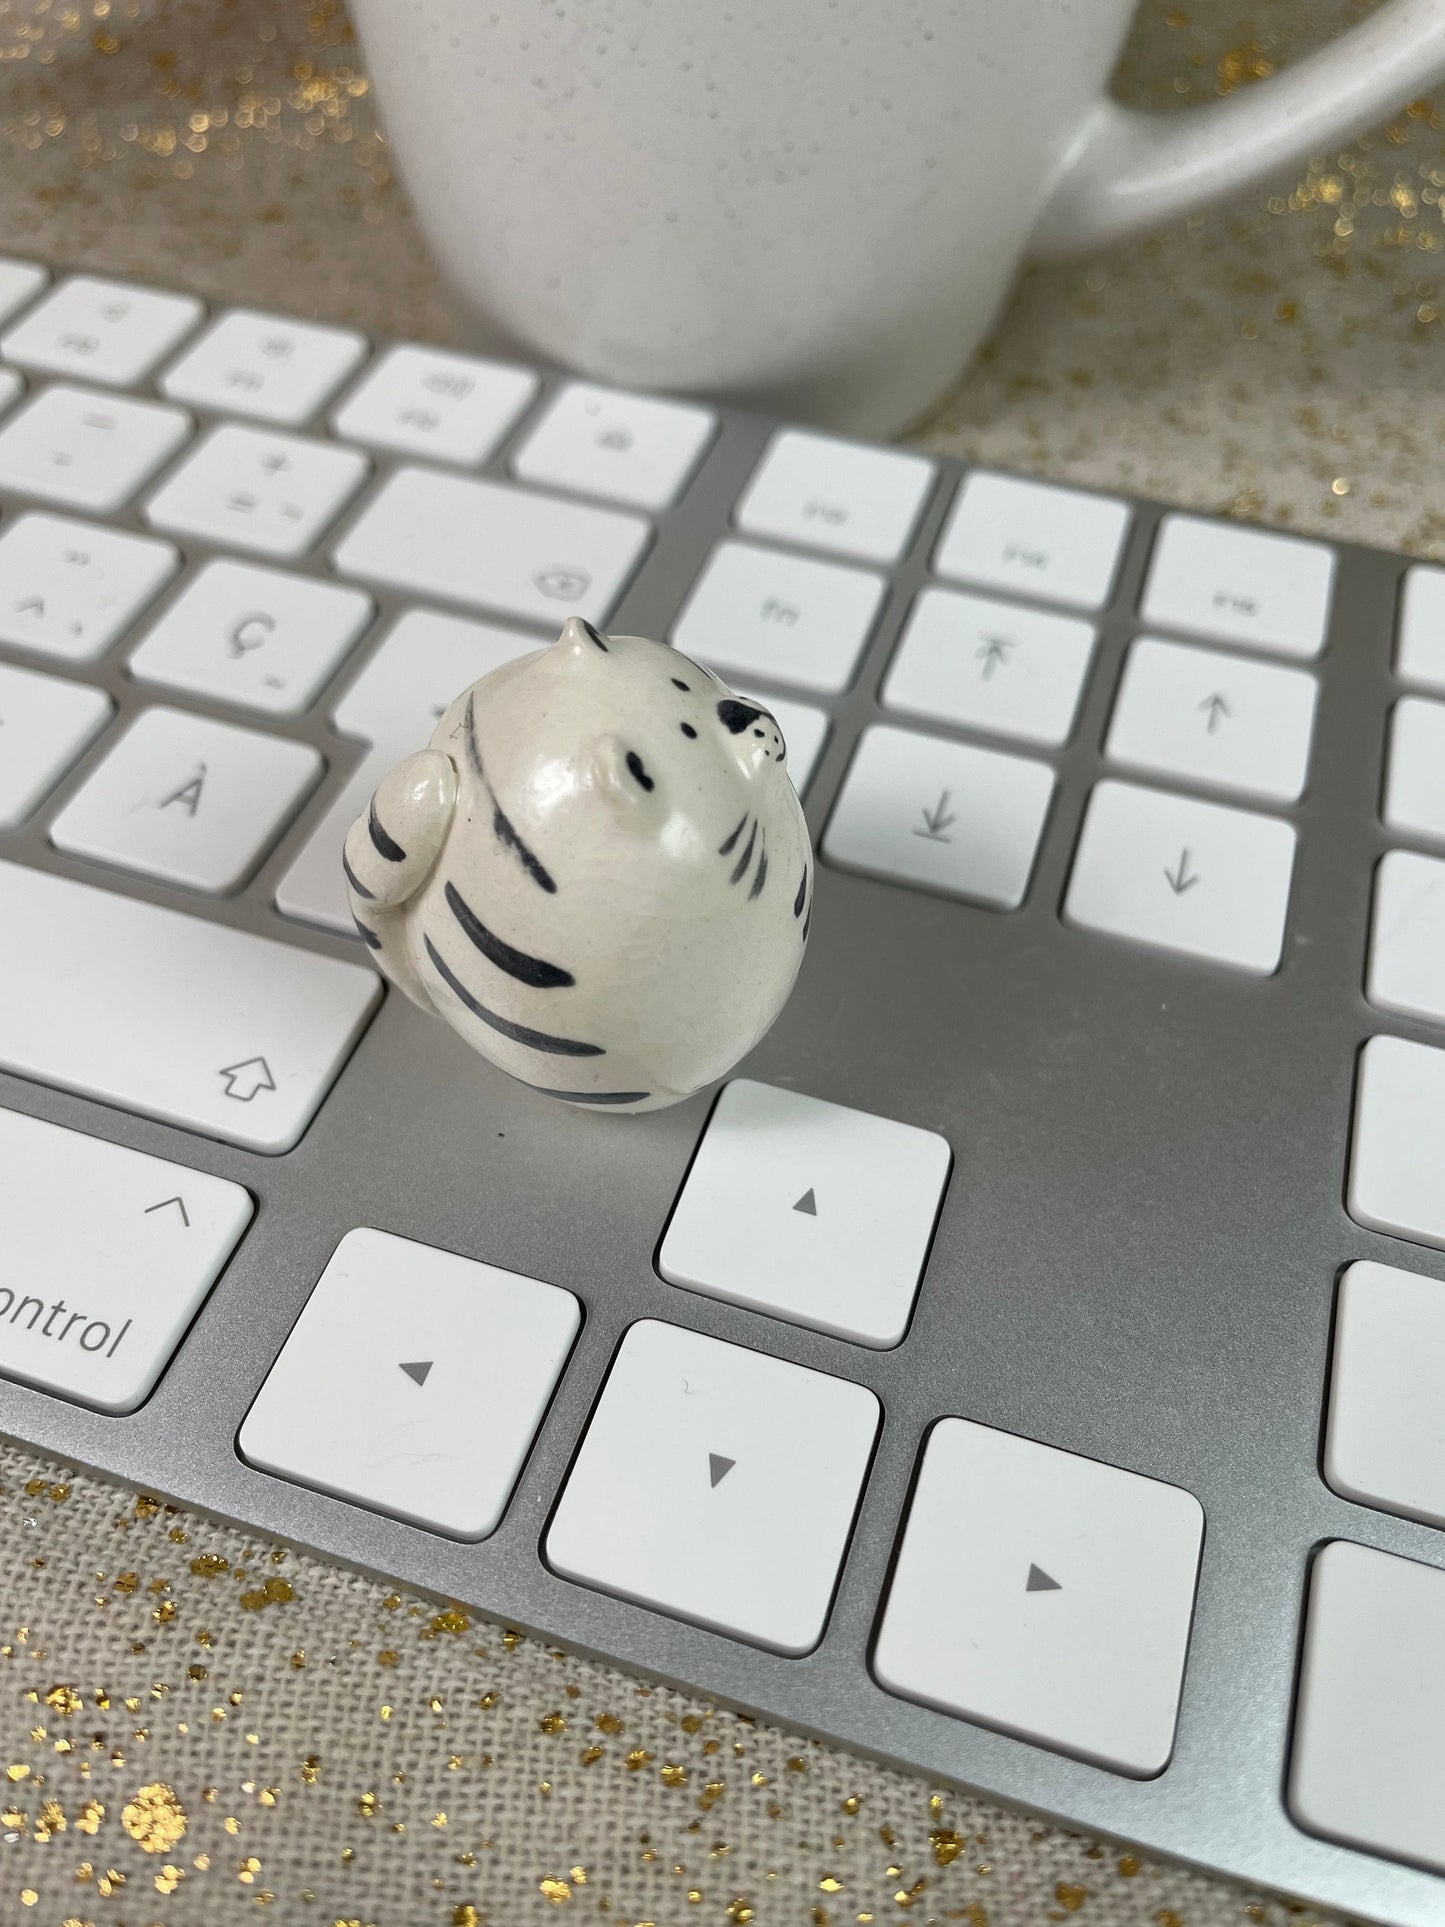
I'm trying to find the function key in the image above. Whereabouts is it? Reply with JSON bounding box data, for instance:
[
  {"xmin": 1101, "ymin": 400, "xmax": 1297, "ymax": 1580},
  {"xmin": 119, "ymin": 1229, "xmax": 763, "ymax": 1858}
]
[
  {"xmin": 50, "ymin": 705, "xmax": 322, "ymax": 894},
  {"xmin": 513, "ymin": 380, "xmax": 714, "ymax": 510},
  {"xmin": 129, "ymin": 560, "xmax": 373, "ymax": 717},
  {"xmin": 546, "ymin": 1319, "xmax": 879, "ymax": 1656},
  {"xmin": 1105, "ymin": 637, "xmax": 1318, "ymax": 804},
  {"xmin": 145, "ymin": 423, "xmax": 369, "ymax": 560},
  {"xmin": 1325, "ymin": 1260, "xmax": 1445, "ymax": 1531},
  {"xmin": 934, "ymin": 470, "xmax": 1130, "ymax": 611},
  {"xmin": 0, "ymin": 1108, "xmax": 251, "ymax": 1415},
  {"xmin": 0, "ymin": 511, "xmax": 178, "ymax": 662},
  {"xmin": 823, "ymin": 723, "xmax": 1055, "ymax": 912},
  {"xmin": 882, "ymin": 586, "xmax": 1097, "ymax": 748},
  {"xmin": 241, "ymin": 1228, "xmax": 580, "ymax": 1540},
  {"xmin": 0, "ymin": 662, "xmax": 111, "ymax": 829},
  {"xmin": 1367, "ymin": 849, "xmax": 1445, "ymax": 1026},
  {"xmin": 1348, "ymin": 1034, "xmax": 1445, "ymax": 1251},
  {"xmin": 672, "ymin": 540, "xmax": 885, "ymax": 694},
  {"xmin": 332, "ymin": 467, "xmax": 649, "ymax": 627},
  {"xmin": 1383, "ymin": 694, "xmax": 1445, "ymax": 844},
  {"xmin": 660, "ymin": 1079, "xmax": 951, "ymax": 1348},
  {"xmin": 735, "ymin": 427, "xmax": 934, "ymax": 564},
  {"xmin": 160, "ymin": 308, "xmax": 368, "ymax": 427},
  {"xmin": 1396, "ymin": 564, "xmax": 1445, "ymax": 694},
  {"xmin": 0, "ymin": 258, "xmax": 47, "ymax": 327},
  {"xmin": 1140, "ymin": 513, "xmax": 1335, "ymax": 660},
  {"xmin": 1063, "ymin": 779, "xmax": 1297, "ymax": 975},
  {"xmin": 1289, "ymin": 1540, "xmax": 1445, "ymax": 1875},
  {"xmin": 874, "ymin": 1418, "xmax": 1203, "ymax": 1777},
  {"xmin": 330, "ymin": 343, "xmax": 537, "ymax": 467},
  {"xmin": 0, "ymin": 385, "xmax": 191, "ymax": 515},
  {"xmin": 1, "ymin": 274, "xmax": 202, "ymax": 386}
]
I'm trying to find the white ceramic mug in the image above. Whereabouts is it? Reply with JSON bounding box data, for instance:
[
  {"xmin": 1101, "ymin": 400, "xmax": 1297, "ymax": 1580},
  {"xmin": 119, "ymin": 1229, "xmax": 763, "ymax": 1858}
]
[{"xmin": 351, "ymin": 0, "xmax": 1445, "ymax": 433}]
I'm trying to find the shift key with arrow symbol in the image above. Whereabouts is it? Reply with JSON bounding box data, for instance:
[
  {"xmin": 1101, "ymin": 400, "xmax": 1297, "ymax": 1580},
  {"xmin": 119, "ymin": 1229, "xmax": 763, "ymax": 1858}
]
[{"xmin": 218, "ymin": 1055, "xmax": 276, "ymax": 1102}]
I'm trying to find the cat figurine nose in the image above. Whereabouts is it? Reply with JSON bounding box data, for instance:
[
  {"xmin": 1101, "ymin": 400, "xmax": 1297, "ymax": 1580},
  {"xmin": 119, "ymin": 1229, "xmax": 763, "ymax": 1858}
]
[{"xmin": 341, "ymin": 620, "xmax": 814, "ymax": 1114}]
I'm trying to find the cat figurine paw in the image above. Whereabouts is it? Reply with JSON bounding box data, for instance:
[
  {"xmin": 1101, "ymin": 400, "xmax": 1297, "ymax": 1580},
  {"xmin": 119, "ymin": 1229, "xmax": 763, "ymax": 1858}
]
[{"xmin": 342, "ymin": 617, "xmax": 814, "ymax": 1113}]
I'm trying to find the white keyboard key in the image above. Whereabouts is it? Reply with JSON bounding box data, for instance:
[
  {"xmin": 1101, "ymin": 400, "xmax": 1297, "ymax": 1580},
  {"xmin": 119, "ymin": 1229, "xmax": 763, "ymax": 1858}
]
[
  {"xmin": 1064, "ymin": 779, "xmax": 1296, "ymax": 975},
  {"xmin": 0, "ymin": 367, "xmax": 21, "ymax": 416},
  {"xmin": 1105, "ymin": 637, "xmax": 1318, "ymax": 804},
  {"xmin": 1348, "ymin": 1034, "xmax": 1445, "ymax": 1251},
  {"xmin": 823, "ymin": 724, "xmax": 1054, "ymax": 911},
  {"xmin": 1383, "ymin": 695, "xmax": 1445, "ymax": 845},
  {"xmin": 51, "ymin": 706, "xmax": 323, "ymax": 893},
  {"xmin": 660, "ymin": 1079, "xmax": 950, "ymax": 1347},
  {"xmin": 1, "ymin": 274, "xmax": 201, "ymax": 386},
  {"xmin": 1397, "ymin": 564, "xmax": 1445, "ymax": 694},
  {"xmin": 547, "ymin": 1320, "xmax": 878, "ymax": 1656},
  {"xmin": 934, "ymin": 470, "xmax": 1130, "ymax": 612},
  {"xmin": 330, "ymin": 344, "xmax": 536, "ymax": 467},
  {"xmin": 1289, "ymin": 1540, "xmax": 1445, "ymax": 1876},
  {"xmin": 0, "ymin": 663, "xmax": 111, "ymax": 828},
  {"xmin": 672, "ymin": 540, "xmax": 884, "ymax": 694},
  {"xmin": 145, "ymin": 423, "xmax": 369, "ymax": 561},
  {"xmin": 159, "ymin": 308, "xmax": 367, "ymax": 427},
  {"xmin": 1367, "ymin": 849, "xmax": 1445, "ymax": 1026},
  {"xmin": 0, "ymin": 512, "xmax": 178, "ymax": 662},
  {"xmin": 513, "ymin": 381, "xmax": 714, "ymax": 510},
  {"xmin": 0, "ymin": 384, "xmax": 191, "ymax": 514},
  {"xmin": 332, "ymin": 466, "xmax": 648, "ymax": 626},
  {"xmin": 241, "ymin": 1228, "xmax": 579, "ymax": 1539},
  {"xmin": 1325, "ymin": 1261, "xmax": 1445, "ymax": 1530},
  {"xmin": 882, "ymin": 587, "xmax": 1096, "ymax": 748},
  {"xmin": 276, "ymin": 610, "xmax": 539, "ymax": 932},
  {"xmin": 1140, "ymin": 513, "xmax": 1335, "ymax": 660},
  {"xmin": 735, "ymin": 428, "xmax": 934, "ymax": 564},
  {"xmin": 0, "ymin": 858, "xmax": 380, "ymax": 1153},
  {"xmin": 129, "ymin": 560, "xmax": 372, "ymax": 716},
  {"xmin": 0, "ymin": 258, "xmax": 47, "ymax": 326},
  {"xmin": 735, "ymin": 690, "xmax": 828, "ymax": 795},
  {"xmin": 0, "ymin": 1109, "xmax": 251, "ymax": 1414},
  {"xmin": 876, "ymin": 1418, "xmax": 1202, "ymax": 1777}
]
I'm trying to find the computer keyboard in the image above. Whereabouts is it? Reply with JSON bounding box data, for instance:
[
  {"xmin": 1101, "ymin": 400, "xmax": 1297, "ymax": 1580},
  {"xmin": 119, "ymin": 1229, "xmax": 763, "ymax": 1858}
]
[{"xmin": 0, "ymin": 259, "xmax": 1441, "ymax": 1925}]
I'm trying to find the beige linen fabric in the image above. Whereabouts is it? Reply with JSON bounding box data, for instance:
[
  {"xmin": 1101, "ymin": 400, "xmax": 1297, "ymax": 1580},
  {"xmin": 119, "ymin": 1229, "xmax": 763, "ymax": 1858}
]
[{"xmin": 0, "ymin": 0, "xmax": 1432, "ymax": 1919}]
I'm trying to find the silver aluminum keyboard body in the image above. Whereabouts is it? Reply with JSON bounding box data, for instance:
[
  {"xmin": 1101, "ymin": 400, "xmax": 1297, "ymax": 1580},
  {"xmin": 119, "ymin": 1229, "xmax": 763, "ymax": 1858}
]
[{"xmin": 0, "ymin": 262, "xmax": 1440, "ymax": 1927}]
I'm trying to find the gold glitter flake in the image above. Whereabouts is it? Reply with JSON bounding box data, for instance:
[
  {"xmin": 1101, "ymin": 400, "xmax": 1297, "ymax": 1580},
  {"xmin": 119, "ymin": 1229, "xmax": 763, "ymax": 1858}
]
[
  {"xmin": 931, "ymin": 1829, "xmax": 965, "ymax": 1866},
  {"xmin": 189, "ymin": 1554, "xmax": 229, "ymax": 1578},
  {"xmin": 725, "ymin": 1902, "xmax": 755, "ymax": 1924},
  {"xmin": 452, "ymin": 1908, "xmax": 484, "ymax": 1927},
  {"xmin": 239, "ymin": 1576, "xmax": 294, "ymax": 1611},
  {"xmin": 624, "ymin": 1748, "xmax": 653, "ymax": 1772},
  {"xmin": 660, "ymin": 1763, "xmax": 688, "ymax": 1788},
  {"xmin": 595, "ymin": 1712, "xmax": 624, "ymax": 1735},
  {"xmin": 300, "ymin": 1756, "xmax": 321, "ymax": 1785},
  {"xmin": 539, "ymin": 1712, "xmax": 566, "ymax": 1734},
  {"xmin": 1056, "ymin": 1884, "xmax": 1088, "ymax": 1911},
  {"xmin": 121, "ymin": 1782, "xmax": 186, "ymax": 1853},
  {"xmin": 539, "ymin": 1876, "xmax": 572, "ymax": 1904},
  {"xmin": 45, "ymin": 1685, "xmax": 82, "ymax": 1717},
  {"xmin": 19, "ymin": 1891, "xmax": 36, "ymax": 1908}
]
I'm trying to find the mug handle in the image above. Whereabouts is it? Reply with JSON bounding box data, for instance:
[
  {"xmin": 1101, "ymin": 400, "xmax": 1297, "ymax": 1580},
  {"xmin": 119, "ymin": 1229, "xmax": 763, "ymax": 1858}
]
[{"xmin": 1030, "ymin": 0, "xmax": 1445, "ymax": 257}]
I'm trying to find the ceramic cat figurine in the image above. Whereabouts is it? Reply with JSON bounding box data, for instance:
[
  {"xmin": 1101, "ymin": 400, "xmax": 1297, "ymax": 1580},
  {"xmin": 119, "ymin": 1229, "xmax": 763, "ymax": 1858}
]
[{"xmin": 342, "ymin": 617, "xmax": 813, "ymax": 1113}]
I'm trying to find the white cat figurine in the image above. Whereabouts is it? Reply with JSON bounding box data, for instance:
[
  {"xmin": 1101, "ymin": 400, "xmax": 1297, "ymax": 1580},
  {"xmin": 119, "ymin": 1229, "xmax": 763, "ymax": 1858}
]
[{"xmin": 342, "ymin": 618, "xmax": 813, "ymax": 1113}]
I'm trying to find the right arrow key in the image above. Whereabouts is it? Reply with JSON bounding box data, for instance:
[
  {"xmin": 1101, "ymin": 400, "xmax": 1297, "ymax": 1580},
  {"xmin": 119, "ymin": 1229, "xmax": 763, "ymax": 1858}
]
[{"xmin": 875, "ymin": 1418, "xmax": 1203, "ymax": 1778}]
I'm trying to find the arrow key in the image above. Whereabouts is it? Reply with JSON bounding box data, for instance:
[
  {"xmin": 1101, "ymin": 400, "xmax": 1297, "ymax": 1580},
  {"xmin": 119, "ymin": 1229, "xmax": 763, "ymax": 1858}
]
[
  {"xmin": 241, "ymin": 1228, "xmax": 580, "ymax": 1539},
  {"xmin": 660, "ymin": 1080, "xmax": 950, "ymax": 1348},
  {"xmin": 1065, "ymin": 779, "xmax": 1297, "ymax": 976},
  {"xmin": 1106, "ymin": 636, "xmax": 1318, "ymax": 804},
  {"xmin": 875, "ymin": 1418, "xmax": 1203, "ymax": 1777}
]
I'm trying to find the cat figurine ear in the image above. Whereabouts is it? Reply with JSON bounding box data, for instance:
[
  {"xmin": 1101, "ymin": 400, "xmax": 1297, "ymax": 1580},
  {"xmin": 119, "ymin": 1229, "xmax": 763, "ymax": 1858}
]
[{"xmin": 343, "ymin": 619, "xmax": 814, "ymax": 1113}]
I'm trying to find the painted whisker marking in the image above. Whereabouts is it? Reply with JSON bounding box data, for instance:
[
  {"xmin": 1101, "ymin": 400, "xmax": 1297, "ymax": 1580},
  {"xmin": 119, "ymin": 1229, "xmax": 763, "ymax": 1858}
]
[
  {"xmin": 352, "ymin": 915, "xmax": 382, "ymax": 951},
  {"xmin": 425, "ymin": 939, "xmax": 603, "ymax": 1055},
  {"xmin": 467, "ymin": 694, "xmax": 558, "ymax": 894},
  {"xmin": 718, "ymin": 812, "xmax": 748, "ymax": 856},
  {"xmin": 793, "ymin": 867, "xmax": 808, "ymax": 917},
  {"xmin": 730, "ymin": 819, "xmax": 757, "ymax": 885},
  {"xmin": 749, "ymin": 837, "xmax": 769, "ymax": 900}
]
